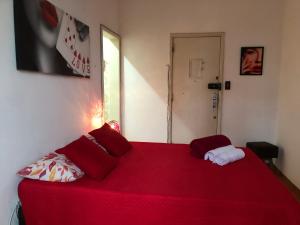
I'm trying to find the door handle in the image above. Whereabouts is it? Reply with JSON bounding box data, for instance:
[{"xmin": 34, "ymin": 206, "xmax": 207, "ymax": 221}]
[{"xmin": 208, "ymin": 82, "xmax": 222, "ymax": 90}]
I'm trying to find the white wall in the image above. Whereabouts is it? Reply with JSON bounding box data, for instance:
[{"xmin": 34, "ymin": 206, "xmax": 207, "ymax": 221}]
[
  {"xmin": 120, "ymin": 0, "xmax": 283, "ymax": 145},
  {"xmin": 277, "ymin": 0, "xmax": 300, "ymax": 188},
  {"xmin": 0, "ymin": 0, "xmax": 118, "ymax": 224}
]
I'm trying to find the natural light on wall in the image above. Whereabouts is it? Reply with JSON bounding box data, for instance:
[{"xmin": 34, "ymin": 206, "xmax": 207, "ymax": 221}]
[{"xmin": 122, "ymin": 56, "xmax": 168, "ymax": 141}]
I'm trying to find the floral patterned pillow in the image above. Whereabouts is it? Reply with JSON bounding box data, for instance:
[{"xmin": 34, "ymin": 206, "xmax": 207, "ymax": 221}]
[{"xmin": 17, "ymin": 153, "xmax": 84, "ymax": 182}]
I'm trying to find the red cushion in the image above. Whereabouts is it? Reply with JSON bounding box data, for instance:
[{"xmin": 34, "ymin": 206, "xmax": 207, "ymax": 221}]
[
  {"xmin": 89, "ymin": 123, "xmax": 132, "ymax": 157},
  {"xmin": 56, "ymin": 136, "xmax": 117, "ymax": 179},
  {"xmin": 190, "ymin": 135, "xmax": 231, "ymax": 159}
]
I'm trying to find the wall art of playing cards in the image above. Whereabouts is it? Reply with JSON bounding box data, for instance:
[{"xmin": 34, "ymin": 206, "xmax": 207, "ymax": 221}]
[{"xmin": 14, "ymin": 0, "xmax": 91, "ymax": 78}]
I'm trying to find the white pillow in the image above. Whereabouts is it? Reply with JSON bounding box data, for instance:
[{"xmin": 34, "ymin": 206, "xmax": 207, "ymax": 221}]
[{"xmin": 17, "ymin": 153, "xmax": 84, "ymax": 182}]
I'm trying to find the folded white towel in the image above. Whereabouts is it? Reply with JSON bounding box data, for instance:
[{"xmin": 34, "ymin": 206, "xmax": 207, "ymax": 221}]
[
  {"xmin": 204, "ymin": 145, "xmax": 245, "ymax": 166},
  {"xmin": 204, "ymin": 145, "xmax": 236, "ymax": 161},
  {"xmin": 213, "ymin": 148, "xmax": 245, "ymax": 166}
]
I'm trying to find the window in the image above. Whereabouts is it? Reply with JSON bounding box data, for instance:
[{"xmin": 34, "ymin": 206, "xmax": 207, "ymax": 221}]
[{"xmin": 100, "ymin": 25, "xmax": 121, "ymax": 129}]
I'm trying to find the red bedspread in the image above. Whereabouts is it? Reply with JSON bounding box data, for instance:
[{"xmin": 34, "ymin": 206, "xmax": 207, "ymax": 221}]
[{"xmin": 18, "ymin": 142, "xmax": 300, "ymax": 225}]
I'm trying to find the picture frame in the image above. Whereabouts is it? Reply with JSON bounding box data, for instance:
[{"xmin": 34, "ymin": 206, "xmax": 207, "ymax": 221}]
[
  {"xmin": 240, "ymin": 47, "xmax": 264, "ymax": 76},
  {"xmin": 13, "ymin": 0, "xmax": 91, "ymax": 78}
]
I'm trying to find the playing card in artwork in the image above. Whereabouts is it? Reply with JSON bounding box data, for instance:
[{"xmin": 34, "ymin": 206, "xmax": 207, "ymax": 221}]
[{"xmin": 56, "ymin": 13, "xmax": 91, "ymax": 77}]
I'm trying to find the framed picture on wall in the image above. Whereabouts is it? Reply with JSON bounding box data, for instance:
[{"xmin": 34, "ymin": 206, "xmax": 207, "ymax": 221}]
[
  {"xmin": 240, "ymin": 47, "xmax": 264, "ymax": 75},
  {"xmin": 13, "ymin": 0, "xmax": 91, "ymax": 78}
]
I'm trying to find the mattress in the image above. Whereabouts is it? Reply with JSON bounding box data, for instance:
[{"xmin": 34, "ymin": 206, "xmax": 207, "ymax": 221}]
[{"xmin": 18, "ymin": 142, "xmax": 300, "ymax": 225}]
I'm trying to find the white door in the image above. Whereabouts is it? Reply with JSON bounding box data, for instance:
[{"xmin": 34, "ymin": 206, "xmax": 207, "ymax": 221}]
[{"xmin": 170, "ymin": 33, "xmax": 224, "ymax": 144}]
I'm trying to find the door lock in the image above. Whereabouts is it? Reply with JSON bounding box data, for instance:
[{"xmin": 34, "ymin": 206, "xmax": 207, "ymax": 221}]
[{"xmin": 208, "ymin": 82, "xmax": 222, "ymax": 90}]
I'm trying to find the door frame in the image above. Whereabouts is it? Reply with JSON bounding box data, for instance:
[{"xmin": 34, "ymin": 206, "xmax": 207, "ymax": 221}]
[
  {"xmin": 100, "ymin": 24, "xmax": 123, "ymax": 132},
  {"xmin": 167, "ymin": 32, "xmax": 225, "ymax": 143}
]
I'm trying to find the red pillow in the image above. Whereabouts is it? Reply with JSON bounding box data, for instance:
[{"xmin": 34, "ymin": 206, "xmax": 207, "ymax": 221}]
[
  {"xmin": 56, "ymin": 136, "xmax": 117, "ymax": 180},
  {"xmin": 89, "ymin": 123, "xmax": 131, "ymax": 157},
  {"xmin": 190, "ymin": 135, "xmax": 232, "ymax": 159}
]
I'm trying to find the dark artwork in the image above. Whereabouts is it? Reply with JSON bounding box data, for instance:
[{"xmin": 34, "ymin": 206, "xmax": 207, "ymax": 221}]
[
  {"xmin": 14, "ymin": 0, "xmax": 91, "ymax": 78},
  {"xmin": 240, "ymin": 47, "xmax": 264, "ymax": 76}
]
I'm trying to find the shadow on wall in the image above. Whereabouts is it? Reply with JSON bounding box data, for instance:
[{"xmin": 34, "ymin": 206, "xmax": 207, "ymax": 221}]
[{"xmin": 275, "ymin": 146, "xmax": 285, "ymax": 171}]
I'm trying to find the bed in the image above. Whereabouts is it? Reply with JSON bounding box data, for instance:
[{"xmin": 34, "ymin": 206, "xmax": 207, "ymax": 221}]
[{"xmin": 18, "ymin": 142, "xmax": 300, "ymax": 225}]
